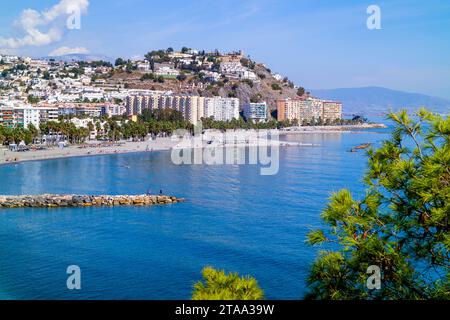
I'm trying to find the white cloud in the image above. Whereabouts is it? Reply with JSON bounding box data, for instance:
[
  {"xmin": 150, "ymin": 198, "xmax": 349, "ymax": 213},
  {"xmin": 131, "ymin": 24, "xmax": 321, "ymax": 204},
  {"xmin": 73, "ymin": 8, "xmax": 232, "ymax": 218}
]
[
  {"xmin": 0, "ymin": 0, "xmax": 89, "ymax": 49},
  {"xmin": 48, "ymin": 46, "xmax": 89, "ymax": 56}
]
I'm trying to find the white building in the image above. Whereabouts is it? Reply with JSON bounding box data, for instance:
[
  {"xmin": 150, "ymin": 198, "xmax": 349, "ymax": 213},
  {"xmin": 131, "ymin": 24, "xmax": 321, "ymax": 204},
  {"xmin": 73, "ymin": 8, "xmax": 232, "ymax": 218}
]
[
  {"xmin": 272, "ymin": 73, "xmax": 283, "ymax": 81},
  {"xmin": 155, "ymin": 66, "xmax": 180, "ymax": 77},
  {"xmin": 14, "ymin": 106, "xmax": 40, "ymax": 129},
  {"xmin": 137, "ymin": 61, "xmax": 150, "ymax": 72},
  {"xmin": 204, "ymin": 97, "xmax": 240, "ymax": 121},
  {"xmin": 201, "ymin": 71, "xmax": 221, "ymax": 82},
  {"xmin": 102, "ymin": 104, "xmax": 125, "ymax": 117},
  {"xmin": 82, "ymin": 89, "xmax": 104, "ymax": 101},
  {"xmin": 55, "ymin": 93, "xmax": 80, "ymax": 102},
  {"xmin": 83, "ymin": 66, "xmax": 94, "ymax": 75},
  {"xmin": 0, "ymin": 55, "xmax": 19, "ymax": 64},
  {"xmin": 168, "ymin": 52, "xmax": 193, "ymax": 59},
  {"xmin": 220, "ymin": 62, "xmax": 258, "ymax": 81}
]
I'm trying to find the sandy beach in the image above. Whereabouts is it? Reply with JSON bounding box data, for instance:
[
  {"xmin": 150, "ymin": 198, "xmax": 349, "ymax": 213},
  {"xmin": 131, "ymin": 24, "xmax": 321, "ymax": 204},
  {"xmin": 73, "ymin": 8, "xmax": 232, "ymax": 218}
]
[
  {"xmin": 0, "ymin": 136, "xmax": 310, "ymax": 165},
  {"xmin": 0, "ymin": 137, "xmax": 177, "ymax": 165}
]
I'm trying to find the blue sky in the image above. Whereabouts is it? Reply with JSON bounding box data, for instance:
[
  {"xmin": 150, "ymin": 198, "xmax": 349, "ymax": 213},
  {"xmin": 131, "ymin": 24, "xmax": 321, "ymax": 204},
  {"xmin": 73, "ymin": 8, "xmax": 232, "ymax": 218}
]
[{"xmin": 1, "ymin": 0, "xmax": 449, "ymax": 98}]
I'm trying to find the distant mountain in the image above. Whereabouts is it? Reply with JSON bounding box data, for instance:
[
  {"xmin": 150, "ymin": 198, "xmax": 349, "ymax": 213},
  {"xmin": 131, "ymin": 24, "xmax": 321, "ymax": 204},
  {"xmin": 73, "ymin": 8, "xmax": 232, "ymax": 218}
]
[
  {"xmin": 310, "ymin": 86, "xmax": 450, "ymax": 115},
  {"xmin": 43, "ymin": 53, "xmax": 114, "ymax": 63}
]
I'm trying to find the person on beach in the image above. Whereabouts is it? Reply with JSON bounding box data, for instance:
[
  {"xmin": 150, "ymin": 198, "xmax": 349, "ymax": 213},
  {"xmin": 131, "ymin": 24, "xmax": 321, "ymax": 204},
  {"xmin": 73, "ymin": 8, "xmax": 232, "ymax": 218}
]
[{"xmin": 159, "ymin": 189, "xmax": 163, "ymax": 195}]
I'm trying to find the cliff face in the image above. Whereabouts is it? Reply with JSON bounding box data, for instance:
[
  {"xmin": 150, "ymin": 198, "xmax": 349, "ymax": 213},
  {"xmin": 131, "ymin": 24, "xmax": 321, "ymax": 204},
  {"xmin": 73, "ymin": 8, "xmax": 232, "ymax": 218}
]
[{"xmin": 214, "ymin": 64, "xmax": 300, "ymax": 111}]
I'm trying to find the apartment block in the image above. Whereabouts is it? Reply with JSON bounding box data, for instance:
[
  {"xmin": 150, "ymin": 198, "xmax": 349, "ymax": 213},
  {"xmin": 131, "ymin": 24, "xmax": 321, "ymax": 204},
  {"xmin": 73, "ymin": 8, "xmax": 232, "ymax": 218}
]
[
  {"xmin": 1, "ymin": 103, "xmax": 63, "ymax": 128},
  {"xmin": 0, "ymin": 106, "xmax": 14, "ymax": 127},
  {"xmin": 8, "ymin": 106, "xmax": 41, "ymax": 129},
  {"xmin": 243, "ymin": 102, "xmax": 268, "ymax": 123},
  {"xmin": 322, "ymin": 101, "xmax": 343, "ymax": 122},
  {"xmin": 204, "ymin": 97, "xmax": 240, "ymax": 122},
  {"xmin": 126, "ymin": 94, "xmax": 239, "ymax": 124},
  {"xmin": 277, "ymin": 98, "xmax": 342, "ymax": 123},
  {"xmin": 36, "ymin": 106, "xmax": 59, "ymax": 124},
  {"xmin": 58, "ymin": 104, "xmax": 103, "ymax": 118}
]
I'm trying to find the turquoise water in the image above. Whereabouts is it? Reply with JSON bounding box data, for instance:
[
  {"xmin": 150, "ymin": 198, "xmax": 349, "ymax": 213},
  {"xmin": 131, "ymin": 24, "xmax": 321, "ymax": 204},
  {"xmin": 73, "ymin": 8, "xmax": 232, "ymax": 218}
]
[{"xmin": 0, "ymin": 127, "xmax": 390, "ymax": 299}]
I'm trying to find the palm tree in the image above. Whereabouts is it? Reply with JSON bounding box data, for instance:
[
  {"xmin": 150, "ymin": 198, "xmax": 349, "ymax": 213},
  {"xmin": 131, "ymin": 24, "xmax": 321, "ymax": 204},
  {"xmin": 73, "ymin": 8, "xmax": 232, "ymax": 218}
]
[
  {"xmin": 27, "ymin": 124, "xmax": 39, "ymax": 141},
  {"xmin": 87, "ymin": 121, "xmax": 94, "ymax": 132}
]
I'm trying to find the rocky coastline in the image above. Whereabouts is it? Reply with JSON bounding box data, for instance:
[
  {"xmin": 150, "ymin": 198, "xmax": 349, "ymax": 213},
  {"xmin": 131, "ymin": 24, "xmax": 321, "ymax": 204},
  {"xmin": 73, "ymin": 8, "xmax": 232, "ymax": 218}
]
[{"xmin": 0, "ymin": 194, "xmax": 185, "ymax": 209}]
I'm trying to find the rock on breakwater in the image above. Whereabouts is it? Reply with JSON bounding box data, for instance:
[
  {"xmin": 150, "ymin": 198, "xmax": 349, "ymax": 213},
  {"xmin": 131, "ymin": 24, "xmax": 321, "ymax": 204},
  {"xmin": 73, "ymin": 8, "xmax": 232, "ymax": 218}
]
[{"xmin": 0, "ymin": 194, "xmax": 186, "ymax": 209}]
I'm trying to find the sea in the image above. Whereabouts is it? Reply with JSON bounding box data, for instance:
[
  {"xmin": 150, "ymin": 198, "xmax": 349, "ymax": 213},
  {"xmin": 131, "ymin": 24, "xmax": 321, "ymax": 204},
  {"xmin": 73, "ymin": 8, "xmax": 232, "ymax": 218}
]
[{"xmin": 0, "ymin": 121, "xmax": 391, "ymax": 299}]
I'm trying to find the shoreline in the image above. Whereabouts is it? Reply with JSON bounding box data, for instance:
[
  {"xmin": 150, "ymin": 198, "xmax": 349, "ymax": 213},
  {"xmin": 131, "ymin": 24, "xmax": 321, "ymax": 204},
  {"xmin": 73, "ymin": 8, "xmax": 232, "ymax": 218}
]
[
  {"xmin": 0, "ymin": 138, "xmax": 175, "ymax": 166},
  {"xmin": 279, "ymin": 123, "xmax": 387, "ymax": 134},
  {"xmin": 0, "ymin": 124, "xmax": 386, "ymax": 166}
]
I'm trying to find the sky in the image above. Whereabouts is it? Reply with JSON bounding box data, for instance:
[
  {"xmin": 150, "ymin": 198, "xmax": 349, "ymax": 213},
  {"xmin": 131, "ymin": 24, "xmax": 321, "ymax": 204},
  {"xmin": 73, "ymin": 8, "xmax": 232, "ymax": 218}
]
[{"xmin": 0, "ymin": 0, "xmax": 449, "ymax": 99}]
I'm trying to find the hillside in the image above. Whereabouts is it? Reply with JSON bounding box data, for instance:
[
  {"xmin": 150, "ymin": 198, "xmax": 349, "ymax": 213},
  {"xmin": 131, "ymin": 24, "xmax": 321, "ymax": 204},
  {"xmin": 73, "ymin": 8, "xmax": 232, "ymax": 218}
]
[
  {"xmin": 108, "ymin": 65, "xmax": 300, "ymax": 111},
  {"xmin": 310, "ymin": 86, "xmax": 450, "ymax": 115},
  {"xmin": 207, "ymin": 64, "xmax": 300, "ymax": 109},
  {"xmin": 102, "ymin": 53, "xmax": 302, "ymax": 112}
]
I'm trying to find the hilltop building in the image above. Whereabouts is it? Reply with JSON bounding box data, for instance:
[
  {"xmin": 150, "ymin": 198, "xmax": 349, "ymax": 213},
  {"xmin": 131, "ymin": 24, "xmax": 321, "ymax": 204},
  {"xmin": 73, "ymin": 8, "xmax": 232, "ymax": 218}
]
[
  {"xmin": 220, "ymin": 51, "xmax": 245, "ymax": 63},
  {"xmin": 219, "ymin": 62, "xmax": 258, "ymax": 81}
]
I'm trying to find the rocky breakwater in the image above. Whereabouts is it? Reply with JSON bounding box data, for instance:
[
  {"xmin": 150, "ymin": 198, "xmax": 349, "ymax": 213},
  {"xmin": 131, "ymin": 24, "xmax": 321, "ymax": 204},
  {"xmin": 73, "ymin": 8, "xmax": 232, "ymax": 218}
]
[{"xmin": 0, "ymin": 194, "xmax": 185, "ymax": 209}]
